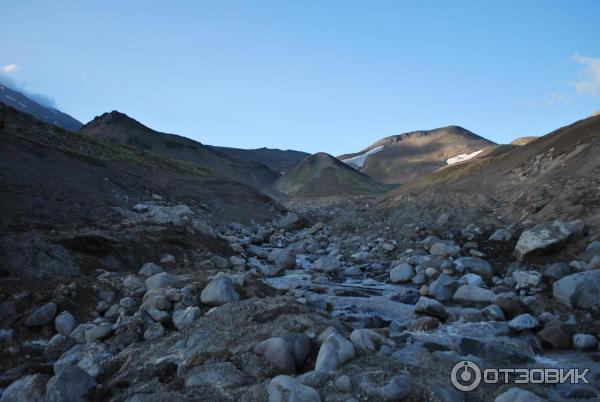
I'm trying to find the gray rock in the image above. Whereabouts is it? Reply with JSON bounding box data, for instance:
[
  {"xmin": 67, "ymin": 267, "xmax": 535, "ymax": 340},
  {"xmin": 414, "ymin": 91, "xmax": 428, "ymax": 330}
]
[
  {"xmin": 142, "ymin": 204, "xmax": 193, "ymax": 226},
  {"xmin": 173, "ymin": 306, "xmax": 201, "ymax": 330},
  {"xmin": 389, "ymin": 263, "xmax": 415, "ymax": 283},
  {"xmin": 315, "ymin": 333, "xmax": 355, "ymax": 372},
  {"xmin": 192, "ymin": 219, "xmax": 216, "ymax": 237},
  {"xmin": 335, "ymin": 375, "xmax": 352, "ymax": 393},
  {"xmin": 430, "ymin": 242, "xmax": 460, "ymax": 257},
  {"xmin": 200, "ymin": 276, "xmax": 240, "ymax": 306},
  {"xmin": 24, "ymin": 302, "xmax": 57, "ymax": 327},
  {"xmin": 459, "ymin": 273, "xmax": 484, "ymax": 287},
  {"xmin": 269, "ymin": 248, "xmax": 296, "ymax": 269},
  {"xmin": 455, "ymin": 257, "xmax": 492, "ymax": 276},
  {"xmin": 350, "ymin": 329, "xmax": 386, "ymax": 352},
  {"xmin": 210, "ymin": 255, "xmax": 230, "ymax": 269},
  {"xmin": 414, "ymin": 296, "xmax": 448, "ymax": 320},
  {"xmin": 119, "ymin": 297, "xmax": 137, "ymax": 310},
  {"xmin": 277, "ymin": 212, "xmax": 308, "ymax": 231},
  {"xmin": 84, "ymin": 322, "xmax": 113, "ymax": 343},
  {"xmin": 452, "ymin": 285, "xmax": 494, "ymax": 304},
  {"xmin": 145, "ymin": 308, "xmax": 170, "ymax": 324},
  {"xmin": 143, "ymin": 322, "xmax": 165, "ymax": 340},
  {"xmin": 312, "ymin": 256, "xmax": 342, "ymax": 273},
  {"xmin": 589, "ymin": 254, "xmax": 600, "ymax": 269},
  {"xmin": 543, "ymin": 262, "xmax": 571, "ymax": 281},
  {"xmin": 54, "ymin": 343, "xmax": 112, "ymax": 378},
  {"xmin": 144, "ymin": 272, "xmax": 174, "ymax": 290},
  {"xmin": 429, "ymin": 273, "xmax": 460, "ymax": 301},
  {"xmin": 489, "ymin": 228, "xmax": 512, "ymax": 241},
  {"xmin": 586, "ymin": 241, "xmax": 600, "ymax": 253},
  {"xmin": 508, "ymin": 313, "xmax": 540, "ymax": 332},
  {"xmin": 46, "ymin": 366, "xmax": 96, "ymax": 402},
  {"xmin": 572, "ymin": 333, "xmax": 598, "ymax": 350},
  {"xmin": 142, "ymin": 290, "xmax": 172, "ymax": 311},
  {"xmin": 267, "ymin": 375, "xmax": 321, "ymax": 402},
  {"xmin": 513, "ymin": 270, "xmax": 542, "ymax": 288},
  {"xmin": 482, "ymin": 305, "xmax": 505, "ymax": 321},
  {"xmin": 254, "ymin": 335, "xmax": 311, "ymax": 374},
  {"xmin": 494, "ymin": 387, "xmax": 547, "ymax": 402},
  {"xmin": 553, "ymin": 270, "xmax": 600, "ymax": 309},
  {"xmin": 514, "ymin": 220, "xmax": 585, "ymax": 260},
  {"xmin": 361, "ymin": 371, "xmax": 412, "ymax": 401},
  {"xmin": 138, "ymin": 262, "xmax": 163, "ymax": 278},
  {"xmin": 0, "ymin": 374, "xmax": 47, "ymax": 402},
  {"xmin": 55, "ymin": 311, "xmax": 77, "ymax": 336}
]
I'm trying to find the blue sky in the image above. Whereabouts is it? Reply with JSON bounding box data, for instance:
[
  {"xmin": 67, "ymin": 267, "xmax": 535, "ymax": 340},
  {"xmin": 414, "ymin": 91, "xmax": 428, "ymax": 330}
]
[{"xmin": 1, "ymin": 1, "xmax": 599, "ymax": 154}]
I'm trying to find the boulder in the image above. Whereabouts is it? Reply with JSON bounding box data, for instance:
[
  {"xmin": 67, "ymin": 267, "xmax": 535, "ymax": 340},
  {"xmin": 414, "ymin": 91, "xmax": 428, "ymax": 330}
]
[
  {"xmin": 489, "ymin": 228, "xmax": 512, "ymax": 241},
  {"xmin": 482, "ymin": 305, "xmax": 506, "ymax": 321},
  {"xmin": 46, "ymin": 366, "xmax": 96, "ymax": 402},
  {"xmin": 428, "ymin": 273, "xmax": 460, "ymax": 301},
  {"xmin": 315, "ymin": 333, "xmax": 355, "ymax": 372},
  {"xmin": 268, "ymin": 248, "xmax": 296, "ymax": 269},
  {"xmin": 277, "ymin": 212, "xmax": 308, "ymax": 231},
  {"xmin": 200, "ymin": 276, "xmax": 240, "ymax": 306},
  {"xmin": 144, "ymin": 272, "xmax": 174, "ymax": 290},
  {"xmin": 536, "ymin": 322, "xmax": 571, "ymax": 349},
  {"xmin": 429, "ymin": 242, "xmax": 460, "ymax": 257},
  {"xmin": 143, "ymin": 204, "xmax": 193, "ymax": 226},
  {"xmin": 55, "ymin": 311, "xmax": 77, "ymax": 336},
  {"xmin": 514, "ymin": 220, "xmax": 585, "ymax": 260},
  {"xmin": 455, "ymin": 257, "xmax": 492, "ymax": 276},
  {"xmin": 312, "ymin": 256, "xmax": 342, "ymax": 273},
  {"xmin": 409, "ymin": 316, "xmax": 439, "ymax": 331},
  {"xmin": 572, "ymin": 333, "xmax": 598, "ymax": 350},
  {"xmin": 513, "ymin": 270, "xmax": 542, "ymax": 288},
  {"xmin": 143, "ymin": 322, "xmax": 165, "ymax": 340},
  {"xmin": 25, "ymin": 302, "xmax": 57, "ymax": 327},
  {"xmin": 254, "ymin": 334, "xmax": 311, "ymax": 374},
  {"xmin": 334, "ymin": 375, "xmax": 352, "ymax": 392},
  {"xmin": 173, "ymin": 307, "xmax": 201, "ymax": 330},
  {"xmin": 508, "ymin": 314, "xmax": 540, "ymax": 332},
  {"xmin": 138, "ymin": 262, "xmax": 163, "ymax": 278},
  {"xmin": 267, "ymin": 375, "xmax": 321, "ymax": 402},
  {"xmin": 553, "ymin": 270, "xmax": 600, "ymax": 309},
  {"xmin": 389, "ymin": 263, "xmax": 415, "ymax": 283},
  {"xmin": 84, "ymin": 322, "xmax": 113, "ymax": 343},
  {"xmin": 0, "ymin": 374, "xmax": 47, "ymax": 402},
  {"xmin": 452, "ymin": 285, "xmax": 494, "ymax": 304},
  {"xmin": 414, "ymin": 297, "xmax": 448, "ymax": 320},
  {"xmin": 542, "ymin": 263, "xmax": 571, "ymax": 281}
]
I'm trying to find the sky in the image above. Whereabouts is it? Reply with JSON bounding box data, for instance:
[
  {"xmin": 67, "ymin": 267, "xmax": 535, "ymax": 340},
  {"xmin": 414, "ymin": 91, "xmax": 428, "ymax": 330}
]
[{"xmin": 1, "ymin": 1, "xmax": 599, "ymax": 154}]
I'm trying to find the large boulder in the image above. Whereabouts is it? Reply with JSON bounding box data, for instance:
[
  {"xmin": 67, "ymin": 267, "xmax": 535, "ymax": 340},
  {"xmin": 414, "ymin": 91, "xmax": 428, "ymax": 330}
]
[
  {"xmin": 254, "ymin": 334, "xmax": 311, "ymax": 374},
  {"xmin": 553, "ymin": 270, "xmax": 600, "ymax": 309},
  {"xmin": 54, "ymin": 311, "xmax": 77, "ymax": 336},
  {"xmin": 389, "ymin": 263, "xmax": 415, "ymax": 283},
  {"xmin": 514, "ymin": 220, "xmax": 585, "ymax": 261},
  {"xmin": 24, "ymin": 302, "xmax": 57, "ymax": 327},
  {"xmin": 267, "ymin": 375, "xmax": 321, "ymax": 402},
  {"xmin": 315, "ymin": 333, "xmax": 355, "ymax": 372},
  {"xmin": 144, "ymin": 272, "xmax": 174, "ymax": 291},
  {"xmin": 46, "ymin": 366, "xmax": 96, "ymax": 402},
  {"xmin": 200, "ymin": 276, "xmax": 240, "ymax": 306}
]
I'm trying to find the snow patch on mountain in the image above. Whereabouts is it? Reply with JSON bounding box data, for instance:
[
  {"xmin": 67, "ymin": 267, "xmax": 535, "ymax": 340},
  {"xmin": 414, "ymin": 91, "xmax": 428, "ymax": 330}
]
[
  {"xmin": 341, "ymin": 145, "xmax": 384, "ymax": 168},
  {"xmin": 447, "ymin": 149, "xmax": 484, "ymax": 165}
]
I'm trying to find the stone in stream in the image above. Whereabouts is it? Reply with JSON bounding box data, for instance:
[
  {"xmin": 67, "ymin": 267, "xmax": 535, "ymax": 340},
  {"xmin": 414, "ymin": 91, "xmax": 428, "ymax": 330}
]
[
  {"xmin": 428, "ymin": 273, "xmax": 460, "ymax": 301},
  {"xmin": 414, "ymin": 296, "xmax": 448, "ymax": 320},
  {"xmin": 514, "ymin": 219, "xmax": 585, "ymax": 261},
  {"xmin": 452, "ymin": 285, "xmax": 494, "ymax": 304},
  {"xmin": 25, "ymin": 302, "xmax": 57, "ymax": 327},
  {"xmin": 315, "ymin": 333, "xmax": 355, "ymax": 372},
  {"xmin": 553, "ymin": 270, "xmax": 600, "ymax": 309},
  {"xmin": 55, "ymin": 311, "xmax": 77, "ymax": 336},
  {"xmin": 508, "ymin": 313, "xmax": 540, "ymax": 332},
  {"xmin": 572, "ymin": 333, "xmax": 598, "ymax": 350},
  {"xmin": 200, "ymin": 276, "xmax": 239, "ymax": 306},
  {"xmin": 389, "ymin": 263, "xmax": 415, "ymax": 283},
  {"xmin": 267, "ymin": 375, "xmax": 321, "ymax": 402}
]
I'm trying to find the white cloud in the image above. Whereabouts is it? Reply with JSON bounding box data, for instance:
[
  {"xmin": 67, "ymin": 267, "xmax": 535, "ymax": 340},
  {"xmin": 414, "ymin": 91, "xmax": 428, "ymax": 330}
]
[
  {"xmin": 572, "ymin": 55, "xmax": 600, "ymax": 96},
  {"xmin": 1, "ymin": 63, "xmax": 19, "ymax": 74}
]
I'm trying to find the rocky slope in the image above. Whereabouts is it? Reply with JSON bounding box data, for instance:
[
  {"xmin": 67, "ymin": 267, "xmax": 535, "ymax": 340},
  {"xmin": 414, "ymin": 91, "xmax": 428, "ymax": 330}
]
[
  {"xmin": 338, "ymin": 126, "xmax": 495, "ymax": 185},
  {"xmin": 208, "ymin": 146, "xmax": 309, "ymax": 174},
  {"xmin": 0, "ymin": 84, "xmax": 83, "ymax": 131},
  {"xmin": 79, "ymin": 111, "xmax": 280, "ymax": 192},
  {"xmin": 273, "ymin": 152, "xmax": 389, "ymax": 198}
]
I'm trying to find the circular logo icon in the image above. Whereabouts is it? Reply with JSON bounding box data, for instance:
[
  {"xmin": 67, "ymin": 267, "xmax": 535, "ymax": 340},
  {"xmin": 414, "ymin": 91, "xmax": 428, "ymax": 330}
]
[{"xmin": 451, "ymin": 360, "xmax": 482, "ymax": 391}]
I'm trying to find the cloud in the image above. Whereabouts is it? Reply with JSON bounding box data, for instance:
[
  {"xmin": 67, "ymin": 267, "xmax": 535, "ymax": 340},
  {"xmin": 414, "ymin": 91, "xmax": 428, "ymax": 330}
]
[
  {"xmin": 572, "ymin": 54, "xmax": 600, "ymax": 96},
  {"xmin": 1, "ymin": 63, "xmax": 19, "ymax": 74}
]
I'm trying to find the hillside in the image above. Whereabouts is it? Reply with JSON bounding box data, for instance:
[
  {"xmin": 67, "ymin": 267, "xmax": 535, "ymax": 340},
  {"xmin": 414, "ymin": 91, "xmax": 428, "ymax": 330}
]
[
  {"xmin": 378, "ymin": 114, "xmax": 600, "ymax": 228},
  {"xmin": 273, "ymin": 152, "xmax": 389, "ymax": 197},
  {"xmin": 79, "ymin": 111, "xmax": 279, "ymax": 191},
  {"xmin": 208, "ymin": 146, "xmax": 309, "ymax": 173},
  {"xmin": 338, "ymin": 126, "xmax": 495, "ymax": 184},
  {"xmin": 0, "ymin": 84, "xmax": 82, "ymax": 131}
]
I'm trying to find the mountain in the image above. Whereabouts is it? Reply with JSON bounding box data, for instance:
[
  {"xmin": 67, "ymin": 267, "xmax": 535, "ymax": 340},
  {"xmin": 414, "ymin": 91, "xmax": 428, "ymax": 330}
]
[
  {"xmin": 208, "ymin": 146, "xmax": 309, "ymax": 174},
  {"xmin": 0, "ymin": 84, "xmax": 82, "ymax": 131},
  {"xmin": 379, "ymin": 114, "xmax": 600, "ymax": 228},
  {"xmin": 79, "ymin": 111, "xmax": 279, "ymax": 192},
  {"xmin": 338, "ymin": 126, "xmax": 495, "ymax": 185},
  {"xmin": 511, "ymin": 136, "xmax": 538, "ymax": 145},
  {"xmin": 273, "ymin": 152, "xmax": 389, "ymax": 197}
]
